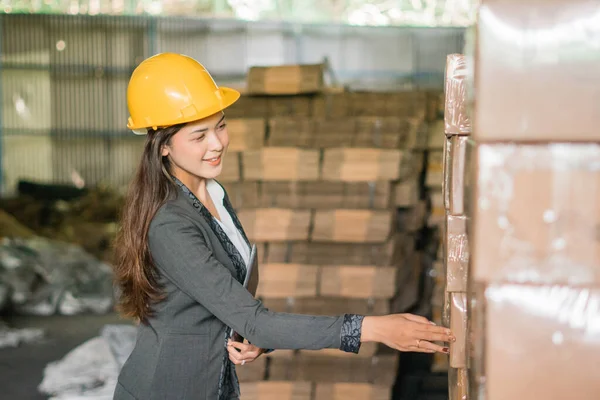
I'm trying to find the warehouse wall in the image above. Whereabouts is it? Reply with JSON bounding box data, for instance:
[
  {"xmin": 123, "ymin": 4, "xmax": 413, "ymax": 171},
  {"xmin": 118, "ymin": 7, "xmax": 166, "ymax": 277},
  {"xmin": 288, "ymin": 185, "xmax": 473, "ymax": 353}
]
[{"xmin": 0, "ymin": 14, "xmax": 464, "ymax": 195}]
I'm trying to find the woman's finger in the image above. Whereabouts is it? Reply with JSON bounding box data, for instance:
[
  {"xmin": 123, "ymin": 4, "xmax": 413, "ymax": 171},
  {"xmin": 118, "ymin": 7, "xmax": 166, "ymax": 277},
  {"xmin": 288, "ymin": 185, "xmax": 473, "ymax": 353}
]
[
  {"xmin": 227, "ymin": 346, "xmax": 244, "ymax": 363},
  {"xmin": 415, "ymin": 339, "xmax": 448, "ymax": 354},
  {"xmin": 417, "ymin": 330, "xmax": 456, "ymax": 344},
  {"xmin": 402, "ymin": 314, "xmax": 433, "ymax": 325},
  {"xmin": 229, "ymin": 353, "xmax": 243, "ymax": 365},
  {"xmin": 228, "ymin": 341, "xmax": 250, "ymax": 352},
  {"xmin": 415, "ymin": 324, "xmax": 455, "ymax": 341}
]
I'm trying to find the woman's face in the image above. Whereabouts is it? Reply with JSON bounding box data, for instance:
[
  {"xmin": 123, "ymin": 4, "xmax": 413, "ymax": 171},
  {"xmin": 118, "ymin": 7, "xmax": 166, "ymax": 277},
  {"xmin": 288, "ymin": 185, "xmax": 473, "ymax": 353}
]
[{"xmin": 162, "ymin": 112, "xmax": 229, "ymax": 182}]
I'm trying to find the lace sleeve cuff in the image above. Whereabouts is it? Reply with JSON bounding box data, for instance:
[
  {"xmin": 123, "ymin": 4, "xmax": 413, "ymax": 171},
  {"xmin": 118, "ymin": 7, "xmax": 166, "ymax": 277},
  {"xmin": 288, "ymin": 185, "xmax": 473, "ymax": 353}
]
[{"xmin": 339, "ymin": 314, "xmax": 364, "ymax": 354}]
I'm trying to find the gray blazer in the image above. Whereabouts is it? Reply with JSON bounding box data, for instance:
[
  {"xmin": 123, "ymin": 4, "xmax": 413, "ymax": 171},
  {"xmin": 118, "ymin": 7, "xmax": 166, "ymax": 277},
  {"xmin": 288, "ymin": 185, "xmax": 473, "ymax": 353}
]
[{"xmin": 113, "ymin": 178, "xmax": 364, "ymax": 400}]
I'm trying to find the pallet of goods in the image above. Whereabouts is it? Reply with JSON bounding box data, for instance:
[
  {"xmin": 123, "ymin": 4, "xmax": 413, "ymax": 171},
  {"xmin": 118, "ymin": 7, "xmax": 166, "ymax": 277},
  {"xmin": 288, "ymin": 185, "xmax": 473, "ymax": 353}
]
[
  {"xmin": 220, "ymin": 62, "xmax": 440, "ymax": 400},
  {"xmin": 468, "ymin": 1, "xmax": 600, "ymax": 400},
  {"xmin": 440, "ymin": 53, "xmax": 471, "ymax": 399}
]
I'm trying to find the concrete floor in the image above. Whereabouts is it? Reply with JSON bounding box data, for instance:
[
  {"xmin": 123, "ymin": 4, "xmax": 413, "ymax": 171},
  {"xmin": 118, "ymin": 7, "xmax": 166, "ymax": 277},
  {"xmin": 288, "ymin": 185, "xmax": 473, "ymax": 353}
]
[{"xmin": 0, "ymin": 313, "xmax": 129, "ymax": 400}]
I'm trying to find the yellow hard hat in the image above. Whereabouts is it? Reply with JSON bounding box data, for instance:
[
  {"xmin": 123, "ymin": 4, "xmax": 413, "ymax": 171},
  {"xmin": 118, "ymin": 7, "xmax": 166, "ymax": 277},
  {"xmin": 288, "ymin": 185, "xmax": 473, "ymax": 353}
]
[{"xmin": 126, "ymin": 53, "xmax": 240, "ymax": 133}]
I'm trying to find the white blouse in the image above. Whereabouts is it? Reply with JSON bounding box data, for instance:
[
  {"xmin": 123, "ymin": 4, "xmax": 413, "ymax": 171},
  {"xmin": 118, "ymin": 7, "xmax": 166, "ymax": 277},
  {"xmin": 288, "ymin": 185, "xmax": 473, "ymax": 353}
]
[{"xmin": 206, "ymin": 179, "xmax": 251, "ymax": 268}]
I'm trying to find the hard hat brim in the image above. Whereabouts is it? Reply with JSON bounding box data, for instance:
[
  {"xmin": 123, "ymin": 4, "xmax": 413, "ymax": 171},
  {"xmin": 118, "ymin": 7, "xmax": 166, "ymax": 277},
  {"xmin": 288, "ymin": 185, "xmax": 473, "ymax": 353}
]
[{"xmin": 129, "ymin": 86, "xmax": 241, "ymax": 134}]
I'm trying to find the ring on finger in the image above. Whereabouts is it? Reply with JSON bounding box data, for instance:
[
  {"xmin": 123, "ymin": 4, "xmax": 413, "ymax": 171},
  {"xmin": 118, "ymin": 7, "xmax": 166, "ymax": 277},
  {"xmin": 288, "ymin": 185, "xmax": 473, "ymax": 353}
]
[
  {"xmin": 416, "ymin": 339, "xmax": 421, "ymax": 348},
  {"xmin": 241, "ymin": 360, "xmax": 245, "ymax": 366}
]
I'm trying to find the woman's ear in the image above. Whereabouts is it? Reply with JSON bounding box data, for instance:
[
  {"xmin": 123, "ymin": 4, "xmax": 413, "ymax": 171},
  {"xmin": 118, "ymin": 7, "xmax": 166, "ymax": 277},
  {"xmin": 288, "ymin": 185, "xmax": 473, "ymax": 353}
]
[{"xmin": 161, "ymin": 145, "xmax": 169, "ymax": 157}]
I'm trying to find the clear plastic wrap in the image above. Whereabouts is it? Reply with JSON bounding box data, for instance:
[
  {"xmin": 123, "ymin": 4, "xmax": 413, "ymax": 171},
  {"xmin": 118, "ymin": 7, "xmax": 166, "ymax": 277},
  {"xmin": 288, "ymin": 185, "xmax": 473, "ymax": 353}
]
[
  {"xmin": 445, "ymin": 215, "xmax": 469, "ymax": 292},
  {"xmin": 443, "ymin": 135, "xmax": 453, "ymax": 210},
  {"xmin": 449, "ymin": 136, "xmax": 469, "ymax": 216},
  {"xmin": 476, "ymin": 0, "xmax": 600, "ymax": 141},
  {"xmin": 471, "ymin": 284, "xmax": 600, "ymax": 400},
  {"xmin": 449, "ymin": 292, "xmax": 468, "ymax": 369},
  {"xmin": 448, "ymin": 367, "xmax": 469, "ymax": 400},
  {"xmin": 472, "ymin": 143, "xmax": 600, "ymax": 285},
  {"xmin": 444, "ymin": 54, "xmax": 471, "ymax": 135}
]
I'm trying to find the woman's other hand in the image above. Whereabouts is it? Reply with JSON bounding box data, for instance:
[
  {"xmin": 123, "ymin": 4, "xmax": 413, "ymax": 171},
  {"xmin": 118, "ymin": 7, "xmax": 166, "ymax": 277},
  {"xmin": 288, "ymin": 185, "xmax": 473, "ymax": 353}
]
[
  {"xmin": 362, "ymin": 313, "xmax": 455, "ymax": 354},
  {"xmin": 227, "ymin": 338, "xmax": 266, "ymax": 365}
]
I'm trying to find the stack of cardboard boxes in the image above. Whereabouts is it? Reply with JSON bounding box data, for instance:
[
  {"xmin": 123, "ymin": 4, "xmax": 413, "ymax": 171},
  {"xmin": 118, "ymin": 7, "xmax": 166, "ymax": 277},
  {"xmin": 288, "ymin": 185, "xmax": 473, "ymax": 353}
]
[
  {"xmin": 441, "ymin": 53, "xmax": 471, "ymax": 399},
  {"xmin": 215, "ymin": 63, "xmax": 440, "ymax": 400},
  {"xmin": 467, "ymin": 1, "xmax": 600, "ymax": 399}
]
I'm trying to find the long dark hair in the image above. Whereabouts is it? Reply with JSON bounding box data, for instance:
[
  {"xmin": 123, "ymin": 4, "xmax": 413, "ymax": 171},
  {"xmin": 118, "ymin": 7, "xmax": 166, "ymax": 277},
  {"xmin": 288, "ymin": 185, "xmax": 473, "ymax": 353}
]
[{"xmin": 113, "ymin": 124, "xmax": 184, "ymax": 322}]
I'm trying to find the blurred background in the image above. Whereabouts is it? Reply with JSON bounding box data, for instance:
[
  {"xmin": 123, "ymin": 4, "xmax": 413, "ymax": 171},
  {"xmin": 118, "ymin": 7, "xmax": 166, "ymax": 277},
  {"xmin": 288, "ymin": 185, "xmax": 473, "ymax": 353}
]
[{"xmin": 0, "ymin": 1, "xmax": 476, "ymax": 399}]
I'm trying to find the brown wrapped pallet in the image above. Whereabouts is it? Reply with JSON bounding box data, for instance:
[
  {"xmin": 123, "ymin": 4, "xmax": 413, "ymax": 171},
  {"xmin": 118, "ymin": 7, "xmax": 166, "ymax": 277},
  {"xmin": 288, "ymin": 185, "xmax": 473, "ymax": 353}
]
[
  {"xmin": 471, "ymin": 143, "xmax": 600, "ymax": 284},
  {"xmin": 224, "ymin": 95, "xmax": 269, "ymax": 118},
  {"xmin": 247, "ymin": 63, "xmax": 324, "ymax": 95},
  {"xmin": 322, "ymin": 149, "xmax": 403, "ymax": 182},
  {"xmin": 315, "ymin": 383, "xmax": 391, "ymax": 400},
  {"xmin": 427, "ymin": 190, "xmax": 444, "ymax": 228},
  {"xmin": 226, "ymin": 118, "xmax": 265, "ymax": 151},
  {"xmin": 220, "ymin": 182, "xmax": 260, "ymax": 209},
  {"xmin": 243, "ymin": 148, "xmax": 320, "ymax": 181},
  {"xmin": 390, "ymin": 252, "xmax": 423, "ymax": 313},
  {"xmin": 444, "ymin": 54, "xmax": 471, "ymax": 136},
  {"xmin": 237, "ymin": 209, "xmax": 311, "ymax": 242},
  {"xmin": 262, "ymin": 239, "xmax": 397, "ymax": 266},
  {"xmin": 268, "ymin": 117, "xmax": 315, "ymax": 148},
  {"xmin": 294, "ymin": 352, "xmax": 397, "ymax": 385},
  {"xmin": 448, "ymin": 367, "xmax": 469, "ymax": 400},
  {"xmin": 449, "ymin": 292, "xmax": 467, "ymax": 369},
  {"xmin": 448, "ymin": 136, "xmax": 469, "ymax": 215},
  {"xmin": 392, "ymin": 178, "xmax": 420, "ymax": 208},
  {"xmin": 236, "ymin": 356, "xmax": 267, "ymax": 382},
  {"xmin": 258, "ymin": 181, "xmax": 391, "ymax": 210},
  {"xmin": 475, "ymin": 0, "xmax": 600, "ymax": 141},
  {"xmin": 266, "ymin": 350, "xmax": 296, "ymax": 381},
  {"xmin": 445, "ymin": 215, "xmax": 469, "ymax": 292},
  {"xmin": 312, "ymin": 119, "xmax": 357, "ymax": 148},
  {"xmin": 472, "ymin": 284, "xmax": 600, "ymax": 400},
  {"xmin": 442, "ymin": 136, "xmax": 452, "ymax": 209},
  {"xmin": 239, "ymin": 381, "xmax": 312, "ymax": 400},
  {"xmin": 311, "ymin": 92, "xmax": 350, "ymax": 118},
  {"xmin": 256, "ymin": 264, "xmax": 319, "ymax": 298},
  {"xmin": 396, "ymin": 201, "xmax": 427, "ymax": 233},
  {"xmin": 267, "ymin": 118, "xmax": 315, "ymax": 147},
  {"xmin": 219, "ymin": 152, "xmax": 241, "ymax": 182},
  {"xmin": 312, "ymin": 209, "xmax": 393, "ymax": 243},
  {"xmin": 268, "ymin": 96, "xmax": 314, "ymax": 117},
  {"xmin": 319, "ymin": 266, "xmax": 396, "ymax": 299}
]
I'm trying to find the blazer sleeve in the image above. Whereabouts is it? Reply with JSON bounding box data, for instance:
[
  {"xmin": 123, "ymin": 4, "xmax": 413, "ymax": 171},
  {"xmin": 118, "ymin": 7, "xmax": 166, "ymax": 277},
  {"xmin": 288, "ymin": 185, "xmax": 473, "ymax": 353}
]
[{"xmin": 148, "ymin": 210, "xmax": 364, "ymax": 354}]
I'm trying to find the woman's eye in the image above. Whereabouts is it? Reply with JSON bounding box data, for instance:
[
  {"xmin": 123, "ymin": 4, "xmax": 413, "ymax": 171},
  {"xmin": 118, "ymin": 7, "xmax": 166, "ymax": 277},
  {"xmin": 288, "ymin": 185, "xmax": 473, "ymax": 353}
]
[
  {"xmin": 194, "ymin": 135, "xmax": 205, "ymax": 141},
  {"xmin": 218, "ymin": 123, "xmax": 227, "ymax": 130}
]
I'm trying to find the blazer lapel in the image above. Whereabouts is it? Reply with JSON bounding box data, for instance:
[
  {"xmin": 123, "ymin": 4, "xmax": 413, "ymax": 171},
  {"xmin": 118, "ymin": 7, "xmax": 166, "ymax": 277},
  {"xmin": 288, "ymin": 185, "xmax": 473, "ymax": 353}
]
[{"xmin": 172, "ymin": 177, "xmax": 247, "ymax": 284}]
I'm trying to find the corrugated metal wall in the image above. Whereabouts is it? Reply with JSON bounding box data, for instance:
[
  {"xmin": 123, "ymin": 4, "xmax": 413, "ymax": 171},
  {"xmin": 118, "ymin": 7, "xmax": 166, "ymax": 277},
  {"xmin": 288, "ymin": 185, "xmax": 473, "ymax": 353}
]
[{"xmin": 0, "ymin": 14, "xmax": 464, "ymax": 195}]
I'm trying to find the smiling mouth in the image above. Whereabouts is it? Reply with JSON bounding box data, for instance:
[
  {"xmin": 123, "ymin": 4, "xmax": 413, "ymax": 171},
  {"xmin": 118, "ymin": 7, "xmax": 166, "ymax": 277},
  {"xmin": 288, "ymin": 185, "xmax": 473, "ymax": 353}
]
[{"xmin": 203, "ymin": 155, "xmax": 222, "ymax": 166}]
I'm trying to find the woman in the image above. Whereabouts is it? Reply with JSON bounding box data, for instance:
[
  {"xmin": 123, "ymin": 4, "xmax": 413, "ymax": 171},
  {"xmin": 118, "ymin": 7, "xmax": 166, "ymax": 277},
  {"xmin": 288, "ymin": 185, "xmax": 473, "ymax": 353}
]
[{"xmin": 112, "ymin": 52, "xmax": 454, "ymax": 400}]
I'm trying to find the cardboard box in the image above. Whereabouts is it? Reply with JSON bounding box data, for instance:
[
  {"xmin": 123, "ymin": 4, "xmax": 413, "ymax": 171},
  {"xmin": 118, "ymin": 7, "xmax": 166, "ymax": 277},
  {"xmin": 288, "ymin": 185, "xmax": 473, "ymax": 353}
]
[
  {"xmin": 472, "ymin": 143, "xmax": 600, "ymax": 284},
  {"xmin": 444, "ymin": 54, "xmax": 471, "ymax": 135},
  {"xmin": 449, "ymin": 292, "xmax": 468, "ymax": 368},
  {"xmin": 443, "ymin": 136, "xmax": 453, "ymax": 210},
  {"xmin": 449, "ymin": 136, "xmax": 469, "ymax": 215},
  {"xmin": 448, "ymin": 367, "xmax": 469, "ymax": 400},
  {"xmin": 446, "ymin": 215, "xmax": 469, "ymax": 292},
  {"xmin": 482, "ymin": 284, "xmax": 600, "ymax": 400},
  {"xmin": 247, "ymin": 63, "xmax": 324, "ymax": 95},
  {"xmin": 475, "ymin": 0, "xmax": 600, "ymax": 141}
]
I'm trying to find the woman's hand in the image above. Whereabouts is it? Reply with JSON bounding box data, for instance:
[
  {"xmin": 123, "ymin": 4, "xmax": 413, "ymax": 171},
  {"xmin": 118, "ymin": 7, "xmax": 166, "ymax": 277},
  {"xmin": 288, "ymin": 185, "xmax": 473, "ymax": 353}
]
[
  {"xmin": 362, "ymin": 313, "xmax": 455, "ymax": 354},
  {"xmin": 227, "ymin": 338, "xmax": 266, "ymax": 366}
]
